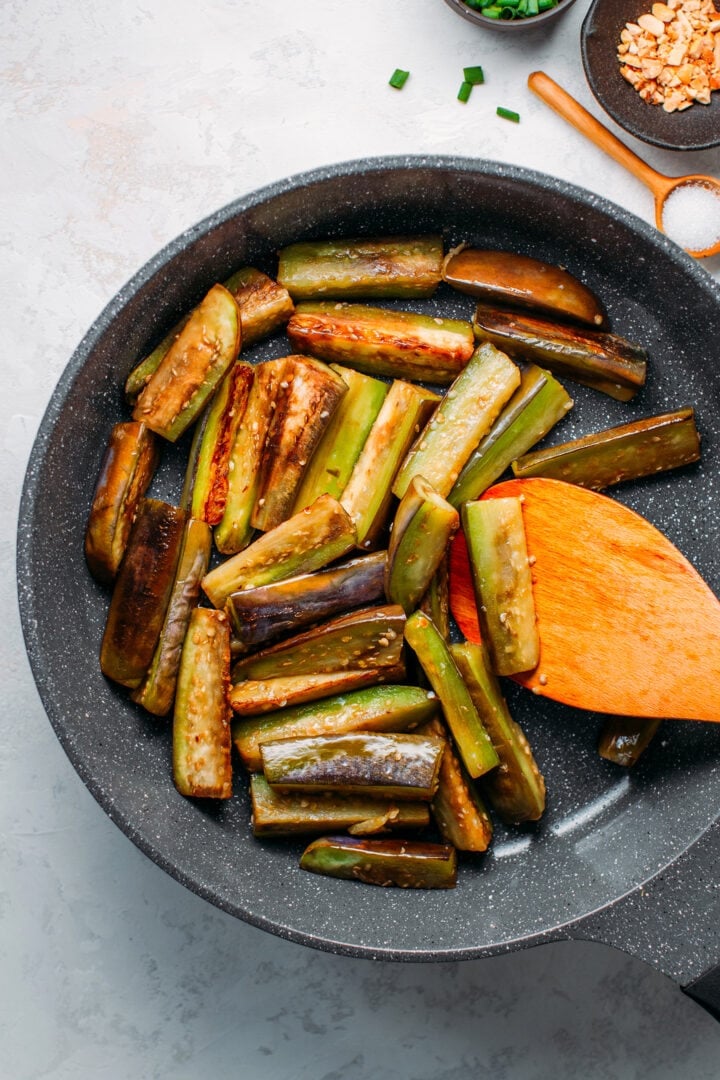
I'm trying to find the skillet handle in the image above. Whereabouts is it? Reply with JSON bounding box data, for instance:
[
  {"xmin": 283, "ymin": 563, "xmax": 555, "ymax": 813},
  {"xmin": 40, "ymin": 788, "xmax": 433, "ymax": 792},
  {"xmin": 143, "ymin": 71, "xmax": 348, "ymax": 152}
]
[
  {"xmin": 569, "ymin": 821, "xmax": 720, "ymax": 1022},
  {"xmin": 683, "ymin": 969, "xmax": 720, "ymax": 1021}
]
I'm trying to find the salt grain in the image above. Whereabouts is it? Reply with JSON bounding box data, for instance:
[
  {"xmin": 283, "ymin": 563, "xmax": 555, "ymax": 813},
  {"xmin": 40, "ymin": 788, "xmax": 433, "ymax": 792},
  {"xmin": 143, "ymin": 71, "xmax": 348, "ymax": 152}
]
[{"xmin": 661, "ymin": 183, "xmax": 720, "ymax": 253}]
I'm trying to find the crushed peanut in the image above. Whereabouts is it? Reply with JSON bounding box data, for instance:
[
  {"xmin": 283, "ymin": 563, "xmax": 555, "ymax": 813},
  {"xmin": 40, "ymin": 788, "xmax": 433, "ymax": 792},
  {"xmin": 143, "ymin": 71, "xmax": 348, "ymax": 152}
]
[{"xmin": 617, "ymin": 0, "xmax": 720, "ymax": 112}]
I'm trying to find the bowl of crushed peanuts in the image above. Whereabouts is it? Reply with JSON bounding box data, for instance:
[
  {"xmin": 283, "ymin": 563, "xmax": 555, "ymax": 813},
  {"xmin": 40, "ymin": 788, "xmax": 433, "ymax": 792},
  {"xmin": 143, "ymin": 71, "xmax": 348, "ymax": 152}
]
[{"xmin": 581, "ymin": 0, "xmax": 720, "ymax": 149}]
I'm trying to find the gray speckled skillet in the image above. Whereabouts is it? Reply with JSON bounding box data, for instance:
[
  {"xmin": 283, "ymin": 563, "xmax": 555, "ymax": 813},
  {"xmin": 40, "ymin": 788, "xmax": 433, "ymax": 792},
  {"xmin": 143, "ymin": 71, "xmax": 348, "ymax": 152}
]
[{"xmin": 17, "ymin": 157, "xmax": 720, "ymax": 1019}]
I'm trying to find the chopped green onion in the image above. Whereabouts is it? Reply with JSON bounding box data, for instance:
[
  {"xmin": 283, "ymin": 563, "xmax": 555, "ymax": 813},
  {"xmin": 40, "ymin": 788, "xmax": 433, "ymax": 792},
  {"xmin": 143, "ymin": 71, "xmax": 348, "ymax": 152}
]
[
  {"xmin": 538, "ymin": 0, "xmax": 557, "ymax": 9},
  {"xmin": 482, "ymin": 6, "xmax": 503, "ymax": 15},
  {"xmin": 389, "ymin": 69, "xmax": 410, "ymax": 90},
  {"xmin": 497, "ymin": 106, "xmax": 520, "ymax": 122},
  {"xmin": 527, "ymin": 0, "xmax": 540, "ymax": 13},
  {"xmin": 463, "ymin": 66, "xmax": 485, "ymax": 85},
  {"xmin": 458, "ymin": 81, "xmax": 473, "ymax": 103}
]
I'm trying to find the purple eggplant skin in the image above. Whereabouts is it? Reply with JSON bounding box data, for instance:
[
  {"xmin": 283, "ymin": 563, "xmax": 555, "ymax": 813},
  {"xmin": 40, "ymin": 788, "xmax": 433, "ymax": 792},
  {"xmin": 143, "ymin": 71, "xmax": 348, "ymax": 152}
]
[
  {"xmin": 231, "ymin": 604, "xmax": 406, "ymax": 682},
  {"xmin": 85, "ymin": 421, "xmax": 159, "ymax": 584},
  {"xmin": 299, "ymin": 836, "xmax": 457, "ymax": 888},
  {"xmin": 100, "ymin": 498, "xmax": 186, "ymax": 689},
  {"xmin": 131, "ymin": 518, "xmax": 213, "ymax": 716},
  {"xmin": 227, "ymin": 551, "xmax": 387, "ymax": 650},
  {"xmin": 260, "ymin": 732, "xmax": 445, "ymax": 800}
]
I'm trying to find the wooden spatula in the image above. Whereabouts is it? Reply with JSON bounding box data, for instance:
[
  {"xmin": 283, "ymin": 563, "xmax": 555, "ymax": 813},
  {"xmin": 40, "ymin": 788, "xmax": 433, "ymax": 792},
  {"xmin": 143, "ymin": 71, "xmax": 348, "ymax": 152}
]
[{"xmin": 448, "ymin": 478, "xmax": 720, "ymax": 721}]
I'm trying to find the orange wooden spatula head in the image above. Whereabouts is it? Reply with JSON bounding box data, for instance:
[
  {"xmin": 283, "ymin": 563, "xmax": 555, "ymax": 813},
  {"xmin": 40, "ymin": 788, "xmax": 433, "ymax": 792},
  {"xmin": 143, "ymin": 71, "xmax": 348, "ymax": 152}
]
[{"xmin": 449, "ymin": 478, "xmax": 720, "ymax": 721}]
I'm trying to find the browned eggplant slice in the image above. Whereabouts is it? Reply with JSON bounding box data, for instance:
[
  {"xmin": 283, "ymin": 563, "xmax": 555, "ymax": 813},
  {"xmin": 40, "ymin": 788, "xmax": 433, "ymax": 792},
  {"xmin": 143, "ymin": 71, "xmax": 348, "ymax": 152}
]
[
  {"xmin": 203, "ymin": 493, "xmax": 357, "ymax": 610},
  {"xmin": 232, "ymin": 682, "xmax": 437, "ymax": 770},
  {"xmin": 472, "ymin": 304, "xmax": 647, "ymax": 402},
  {"xmin": 251, "ymin": 356, "xmax": 347, "ymax": 531},
  {"xmin": 223, "ymin": 266, "xmax": 294, "ymax": 347},
  {"xmin": 85, "ymin": 421, "xmax": 159, "ymax": 584},
  {"xmin": 443, "ymin": 248, "xmax": 607, "ymax": 328},
  {"xmin": 182, "ymin": 361, "xmax": 254, "ymax": 525},
  {"xmin": 133, "ymin": 284, "xmax": 241, "ymax": 441},
  {"xmin": 229, "ymin": 665, "xmax": 407, "ymax": 717},
  {"xmin": 419, "ymin": 715, "xmax": 493, "ymax": 852},
  {"xmin": 100, "ymin": 498, "xmax": 186, "ymax": 688},
  {"xmin": 287, "ymin": 303, "xmax": 475, "ymax": 385},
  {"xmin": 131, "ymin": 518, "xmax": 212, "ymax": 716},
  {"xmin": 173, "ymin": 607, "xmax": 232, "ymax": 799}
]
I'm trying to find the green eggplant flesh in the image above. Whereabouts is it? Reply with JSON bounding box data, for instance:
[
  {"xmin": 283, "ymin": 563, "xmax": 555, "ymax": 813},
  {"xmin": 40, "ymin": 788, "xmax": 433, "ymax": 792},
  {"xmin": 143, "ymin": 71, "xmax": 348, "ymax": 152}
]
[
  {"xmin": 462, "ymin": 498, "xmax": 540, "ymax": 677},
  {"xmin": 393, "ymin": 342, "xmax": 521, "ymax": 500},
  {"xmin": 287, "ymin": 302, "xmax": 475, "ymax": 385},
  {"xmin": 449, "ymin": 364, "xmax": 573, "ymax": 505},
  {"xmin": 385, "ymin": 478, "xmax": 459, "ymax": 616},
  {"xmin": 132, "ymin": 518, "xmax": 213, "ymax": 716},
  {"xmin": 85, "ymin": 421, "xmax": 159, "ymax": 584},
  {"xmin": 133, "ymin": 284, "xmax": 241, "ymax": 442},
  {"xmin": 293, "ymin": 365, "xmax": 389, "ymax": 512},
  {"xmin": 231, "ymin": 604, "xmax": 406, "ymax": 682},
  {"xmin": 203, "ymin": 494, "xmax": 356, "ymax": 609},
  {"xmin": 404, "ymin": 610, "xmax": 499, "ymax": 779},
  {"xmin": 451, "ymin": 641, "xmax": 546, "ymax": 824},
  {"xmin": 340, "ymin": 379, "xmax": 440, "ymax": 547},
  {"xmin": 173, "ymin": 607, "xmax": 232, "ymax": 798}
]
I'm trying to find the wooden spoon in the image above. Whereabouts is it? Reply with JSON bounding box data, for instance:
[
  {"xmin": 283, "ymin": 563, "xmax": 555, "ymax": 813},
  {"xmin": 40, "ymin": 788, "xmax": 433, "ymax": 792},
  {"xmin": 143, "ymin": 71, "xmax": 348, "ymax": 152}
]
[
  {"xmin": 448, "ymin": 478, "xmax": 720, "ymax": 720},
  {"xmin": 528, "ymin": 71, "xmax": 720, "ymax": 259}
]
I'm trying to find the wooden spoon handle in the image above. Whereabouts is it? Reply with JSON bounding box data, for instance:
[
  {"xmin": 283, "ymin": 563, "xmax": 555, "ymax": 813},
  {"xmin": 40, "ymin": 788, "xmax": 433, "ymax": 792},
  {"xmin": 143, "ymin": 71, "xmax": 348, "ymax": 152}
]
[{"xmin": 528, "ymin": 71, "xmax": 672, "ymax": 199}]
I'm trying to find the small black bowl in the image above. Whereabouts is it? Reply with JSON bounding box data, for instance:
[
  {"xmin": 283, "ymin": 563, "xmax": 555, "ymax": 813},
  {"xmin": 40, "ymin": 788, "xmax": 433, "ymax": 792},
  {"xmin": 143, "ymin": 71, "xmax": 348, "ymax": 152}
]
[
  {"xmin": 581, "ymin": 0, "xmax": 720, "ymax": 151},
  {"xmin": 443, "ymin": 0, "xmax": 579, "ymax": 31}
]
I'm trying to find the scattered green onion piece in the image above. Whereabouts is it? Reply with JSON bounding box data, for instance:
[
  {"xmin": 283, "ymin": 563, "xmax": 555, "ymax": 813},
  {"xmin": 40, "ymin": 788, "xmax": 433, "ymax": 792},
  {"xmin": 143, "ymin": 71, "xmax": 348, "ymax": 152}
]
[
  {"xmin": 497, "ymin": 106, "xmax": 520, "ymax": 122},
  {"xmin": 500, "ymin": 6, "xmax": 516, "ymax": 16},
  {"xmin": 482, "ymin": 6, "xmax": 503, "ymax": 15},
  {"xmin": 538, "ymin": 0, "xmax": 557, "ymax": 9},
  {"xmin": 527, "ymin": 0, "xmax": 540, "ymax": 13},
  {"xmin": 458, "ymin": 81, "xmax": 473, "ymax": 103},
  {"xmin": 464, "ymin": 66, "xmax": 485, "ymax": 85},
  {"xmin": 389, "ymin": 69, "xmax": 410, "ymax": 90}
]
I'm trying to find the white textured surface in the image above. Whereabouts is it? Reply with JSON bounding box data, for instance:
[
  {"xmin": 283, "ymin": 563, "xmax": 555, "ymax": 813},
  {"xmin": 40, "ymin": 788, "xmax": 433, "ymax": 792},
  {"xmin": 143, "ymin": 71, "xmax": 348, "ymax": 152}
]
[{"xmin": 3, "ymin": 1, "xmax": 720, "ymax": 1077}]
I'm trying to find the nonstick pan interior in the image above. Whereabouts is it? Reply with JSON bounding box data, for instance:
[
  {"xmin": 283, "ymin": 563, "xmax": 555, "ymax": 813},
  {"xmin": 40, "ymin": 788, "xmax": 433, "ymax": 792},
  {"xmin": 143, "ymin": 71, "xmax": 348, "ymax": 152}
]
[{"xmin": 18, "ymin": 157, "xmax": 720, "ymax": 961}]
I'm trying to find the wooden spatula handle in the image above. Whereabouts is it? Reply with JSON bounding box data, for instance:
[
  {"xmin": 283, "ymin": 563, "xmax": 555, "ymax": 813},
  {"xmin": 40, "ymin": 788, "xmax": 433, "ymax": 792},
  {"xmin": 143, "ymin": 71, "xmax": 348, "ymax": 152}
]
[{"xmin": 527, "ymin": 71, "xmax": 672, "ymax": 199}]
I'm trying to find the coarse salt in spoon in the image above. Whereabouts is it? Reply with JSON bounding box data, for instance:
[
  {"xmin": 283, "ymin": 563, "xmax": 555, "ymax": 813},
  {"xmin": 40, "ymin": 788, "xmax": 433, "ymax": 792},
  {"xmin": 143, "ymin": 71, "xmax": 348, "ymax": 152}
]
[{"xmin": 528, "ymin": 71, "xmax": 720, "ymax": 259}]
